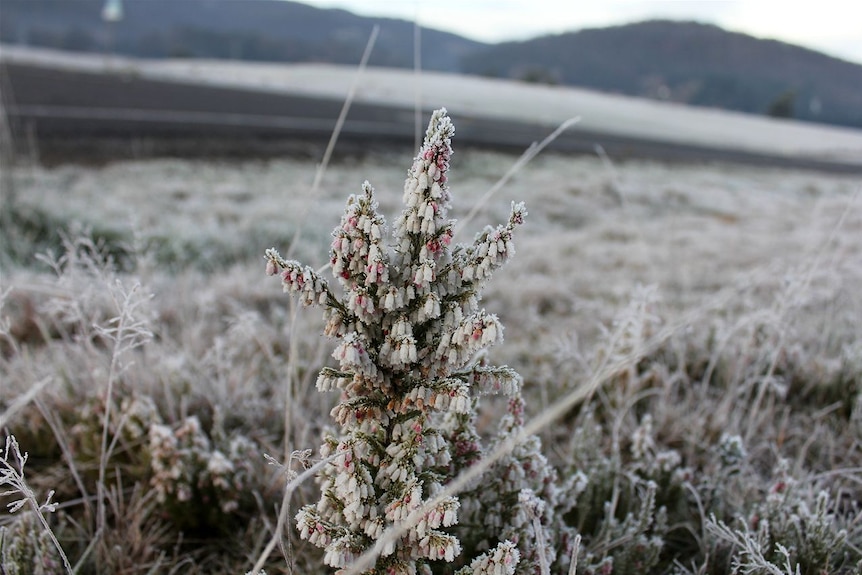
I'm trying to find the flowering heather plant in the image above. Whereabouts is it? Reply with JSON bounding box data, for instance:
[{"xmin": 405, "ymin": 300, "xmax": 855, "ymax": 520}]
[
  {"xmin": 148, "ymin": 415, "xmax": 260, "ymax": 531},
  {"xmin": 265, "ymin": 109, "xmax": 529, "ymax": 573}
]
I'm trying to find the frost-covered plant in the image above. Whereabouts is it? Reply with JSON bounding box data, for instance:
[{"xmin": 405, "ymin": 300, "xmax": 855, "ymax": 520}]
[
  {"xmin": 456, "ymin": 394, "xmax": 580, "ymax": 574},
  {"xmin": 707, "ymin": 459, "xmax": 858, "ymax": 575},
  {"xmin": 65, "ymin": 392, "xmax": 160, "ymax": 468},
  {"xmin": 563, "ymin": 411, "xmax": 676, "ymax": 575},
  {"xmin": 265, "ymin": 109, "xmax": 530, "ymax": 573},
  {"xmin": 0, "ymin": 513, "xmax": 63, "ymax": 575},
  {"xmin": 0, "ymin": 435, "xmax": 71, "ymax": 574},
  {"xmin": 148, "ymin": 415, "xmax": 260, "ymax": 532}
]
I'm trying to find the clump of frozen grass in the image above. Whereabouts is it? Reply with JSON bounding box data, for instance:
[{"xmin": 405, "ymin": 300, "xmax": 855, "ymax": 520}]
[
  {"xmin": 264, "ymin": 109, "xmax": 562, "ymax": 573},
  {"xmin": 553, "ymin": 408, "xmax": 680, "ymax": 574},
  {"xmin": 0, "ymin": 435, "xmax": 71, "ymax": 574},
  {"xmin": 706, "ymin": 459, "xmax": 858, "ymax": 575},
  {"xmin": 1, "ymin": 229, "xmax": 284, "ymax": 573}
]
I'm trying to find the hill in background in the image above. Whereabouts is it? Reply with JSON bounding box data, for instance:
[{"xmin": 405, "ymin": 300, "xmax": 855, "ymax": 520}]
[
  {"xmin": 2, "ymin": 0, "xmax": 861, "ymax": 129},
  {"xmin": 462, "ymin": 20, "xmax": 862, "ymax": 129}
]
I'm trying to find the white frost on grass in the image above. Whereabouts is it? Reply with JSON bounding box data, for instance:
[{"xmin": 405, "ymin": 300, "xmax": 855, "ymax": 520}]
[
  {"xmin": 2, "ymin": 130, "xmax": 861, "ymax": 574},
  {"xmin": 11, "ymin": 151, "xmax": 861, "ymax": 347}
]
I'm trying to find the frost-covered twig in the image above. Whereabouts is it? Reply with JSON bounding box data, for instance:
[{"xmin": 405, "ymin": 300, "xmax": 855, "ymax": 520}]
[
  {"xmin": 95, "ymin": 280, "xmax": 153, "ymax": 536},
  {"xmin": 0, "ymin": 435, "xmax": 73, "ymax": 574}
]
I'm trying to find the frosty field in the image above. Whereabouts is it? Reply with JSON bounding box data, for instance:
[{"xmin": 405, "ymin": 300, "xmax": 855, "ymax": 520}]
[{"xmin": 2, "ymin": 140, "xmax": 861, "ymax": 573}]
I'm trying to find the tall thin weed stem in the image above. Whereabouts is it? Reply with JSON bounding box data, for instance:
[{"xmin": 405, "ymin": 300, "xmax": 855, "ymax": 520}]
[
  {"xmin": 1, "ymin": 435, "xmax": 74, "ymax": 574},
  {"xmin": 95, "ymin": 280, "xmax": 152, "ymax": 536},
  {"xmin": 285, "ymin": 24, "xmax": 380, "ymax": 261},
  {"xmin": 282, "ymin": 24, "xmax": 380, "ymax": 453},
  {"xmin": 249, "ymin": 451, "xmax": 339, "ymax": 574},
  {"xmin": 35, "ymin": 396, "xmax": 94, "ymax": 528},
  {"xmin": 455, "ymin": 116, "xmax": 580, "ymax": 237}
]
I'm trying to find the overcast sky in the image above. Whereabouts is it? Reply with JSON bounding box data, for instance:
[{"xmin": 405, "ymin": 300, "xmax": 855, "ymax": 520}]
[{"xmin": 298, "ymin": 1, "xmax": 862, "ymax": 66}]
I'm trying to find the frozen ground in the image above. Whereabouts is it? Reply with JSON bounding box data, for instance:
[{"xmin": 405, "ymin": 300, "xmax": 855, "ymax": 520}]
[
  {"xmin": 3, "ymin": 135, "xmax": 862, "ymax": 572},
  {"xmin": 8, "ymin": 148, "xmax": 861, "ymax": 361}
]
